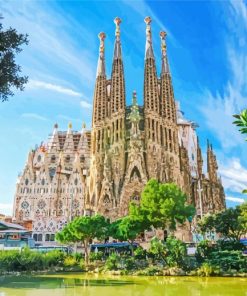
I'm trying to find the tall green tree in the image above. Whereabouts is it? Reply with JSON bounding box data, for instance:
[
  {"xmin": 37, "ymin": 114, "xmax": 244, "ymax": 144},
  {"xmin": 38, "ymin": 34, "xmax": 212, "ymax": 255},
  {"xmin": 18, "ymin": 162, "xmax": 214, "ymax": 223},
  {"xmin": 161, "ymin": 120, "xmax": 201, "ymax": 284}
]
[
  {"xmin": 0, "ymin": 17, "xmax": 28, "ymax": 102},
  {"xmin": 198, "ymin": 204, "xmax": 247, "ymax": 241},
  {"xmin": 109, "ymin": 215, "xmax": 148, "ymax": 254},
  {"xmin": 56, "ymin": 215, "xmax": 110, "ymax": 264},
  {"xmin": 135, "ymin": 179, "xmax": 195, "ymax": 231}
]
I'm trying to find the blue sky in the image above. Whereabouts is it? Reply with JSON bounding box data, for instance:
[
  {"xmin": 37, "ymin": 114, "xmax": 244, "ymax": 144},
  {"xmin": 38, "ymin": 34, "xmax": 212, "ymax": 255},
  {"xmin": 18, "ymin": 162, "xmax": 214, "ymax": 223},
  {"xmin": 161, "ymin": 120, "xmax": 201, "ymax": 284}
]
[{"xmin": 0, "ymin": 0, "xmax": 246, "ymax": 215}]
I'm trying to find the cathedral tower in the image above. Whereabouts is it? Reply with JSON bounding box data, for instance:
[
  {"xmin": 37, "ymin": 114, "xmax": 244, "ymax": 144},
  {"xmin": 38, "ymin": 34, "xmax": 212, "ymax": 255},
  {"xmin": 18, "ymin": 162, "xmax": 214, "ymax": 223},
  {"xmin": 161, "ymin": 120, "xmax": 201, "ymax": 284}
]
[
  {"xmin": 158, "ymin": 31, "xmax": 181, "ymax": 186},
  {"xmin": 89, "ymin": 32, "xmax": 108, "ymax": 210},
  {"xmin": 143, "ymin": 17, "xmax": 161, "ymax": 179}
]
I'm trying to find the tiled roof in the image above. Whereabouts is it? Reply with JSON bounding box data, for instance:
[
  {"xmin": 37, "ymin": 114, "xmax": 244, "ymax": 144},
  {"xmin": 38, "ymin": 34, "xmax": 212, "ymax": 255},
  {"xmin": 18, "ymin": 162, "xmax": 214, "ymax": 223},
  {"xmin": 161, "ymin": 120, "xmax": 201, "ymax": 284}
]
[{"xmin": 0, "ymin": 220, "xmax": 25, "ymax": 230}]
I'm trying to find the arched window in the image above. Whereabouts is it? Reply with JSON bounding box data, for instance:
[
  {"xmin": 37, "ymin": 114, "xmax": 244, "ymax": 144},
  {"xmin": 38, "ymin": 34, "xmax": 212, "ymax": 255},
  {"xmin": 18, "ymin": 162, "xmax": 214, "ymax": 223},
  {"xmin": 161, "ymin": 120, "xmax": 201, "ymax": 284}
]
[
  {"xmin": 51, "ymin": 155, "xmax": 56, "ymax": 163},
  {"xmin": 45, "ymin": 234, "xmax": 50, "ymax": 241},
  {"xmin": 33, "ymin": 234, "xmax": 38, "ymax": 241},
  {"xmin": 103, "ymin": 195, "xmax": 111, "ymax": 204},
  {"xmin": 37, "ymin": 234, "xmax": 43, "ymax": 241}
]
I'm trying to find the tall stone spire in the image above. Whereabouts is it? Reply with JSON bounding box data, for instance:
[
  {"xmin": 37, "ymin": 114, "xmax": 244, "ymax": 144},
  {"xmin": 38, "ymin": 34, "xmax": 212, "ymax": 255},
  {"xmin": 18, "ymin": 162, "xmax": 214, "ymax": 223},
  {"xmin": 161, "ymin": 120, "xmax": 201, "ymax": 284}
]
[
  {"xmin": 96, "ymin": 32, "xmax": 106, "ymax": 77},
  {"xmin": 144, "ymin": 16, "xmax": 159, "ymax": 114},
  {"xmin": 144, "ymin": 16, "xmax": 154, "ymax": 59},
  {"xmin": 113, "ymin": 16, "xmax": 122, "ymax": 59},
  {"xmin": 92, "ymin": 32, "xmax": 107, "ymax": 126},
  {"xmin": 160, "ymin": 31, "xmax": 169, "ymax": 74},
  {"xmin": 159, "ymin": 31, "xmax": 176, "ymax": 123},
  {"xmin": 110, "ymin": 17, "xmax": 126, "ymax": 114},
  {"xmin": 207, "ymin": 140, "xmax": 218, "ymax": 182}
]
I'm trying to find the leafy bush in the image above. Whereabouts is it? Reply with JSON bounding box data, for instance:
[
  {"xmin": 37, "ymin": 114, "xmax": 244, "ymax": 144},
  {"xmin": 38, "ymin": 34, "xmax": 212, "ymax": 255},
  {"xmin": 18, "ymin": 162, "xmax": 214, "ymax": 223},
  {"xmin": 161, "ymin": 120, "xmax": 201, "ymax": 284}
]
[
  {"xmin": 122, "ymin": 256, "xmax": 137, "ymax": 270},
  {"xmin": 89, "ymin": 251, "xmax": 104, "ymax": 261},
  {"xmin": 0, "ymin": 249, "xmax": 68, "ymax": 272},
  {"xmin": 105, "ymin": 253, "xmax": 121, "ymax": 271},
  {"xmin": 208, "ymin": 250, "xmax": 247, "ymax": 272},
  {"xmin": 165, "ymin": 236, "xmax": 187, "ymax": 268},
  {"xmin": 195, "ymin": 240, "xmax": 214, "ymax": 263},
  {"xmin": 73, "ymin": 252, "xmax": 83, "ymax": 262},
  {"xmin": 134, "ymin": 247, "xmax": 146, "ymax": 260},
  {"xmin": 216, "ymin": 239, "xmax": 245, "ymax": 251},
  {"xmin": 0, "ymin": 249, "xmax": 44, "ymax": 272},
  {"xmin": 44, "ymin": 250, "xmax": 66, "ymax": 268},
  {"xmin": 148, "ymin": 237, "xmax": 166, "ymax": 263},
  {"xmin": 136, "ymin": 265, "xmax": 163, "ymax": 276},
  {"xmin": 181, "ymin": 256, "xmax": 198, "ymax": 271},
  {"xmin": 63, "ymin": 256, "xmax": 77, "ymax": 267},
  {"xmin": 197, "ymin": 262, "xmax": 220, "ymax": 277}
]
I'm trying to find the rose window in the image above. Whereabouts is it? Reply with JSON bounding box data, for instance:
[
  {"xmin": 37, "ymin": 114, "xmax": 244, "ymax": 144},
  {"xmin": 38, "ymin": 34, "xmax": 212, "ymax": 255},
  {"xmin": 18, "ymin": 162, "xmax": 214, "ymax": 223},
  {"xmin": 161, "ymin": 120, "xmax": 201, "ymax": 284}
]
[
  {"xmin": 21, "ymin": 201, "xmax": 29, "ymax": 209},
  {"xmin": 37, "ymin": 200, "xmax": 46, "ymax": 209}
]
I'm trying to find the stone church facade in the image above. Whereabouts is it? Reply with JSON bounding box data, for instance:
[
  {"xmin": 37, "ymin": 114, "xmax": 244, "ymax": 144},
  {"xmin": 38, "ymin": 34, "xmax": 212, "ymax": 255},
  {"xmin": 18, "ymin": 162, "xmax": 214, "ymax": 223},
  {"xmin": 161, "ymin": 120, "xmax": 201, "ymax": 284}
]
[{"xmin": 13, "ymin": 17, "xmax": 225, "ymax": 244}]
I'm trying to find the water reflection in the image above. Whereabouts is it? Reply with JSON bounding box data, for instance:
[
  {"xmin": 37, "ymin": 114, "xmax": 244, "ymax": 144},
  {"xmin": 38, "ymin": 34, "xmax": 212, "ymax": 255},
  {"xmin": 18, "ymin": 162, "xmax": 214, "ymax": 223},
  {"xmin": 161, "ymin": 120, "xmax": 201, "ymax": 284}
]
[
  {"xmin": 0, "ymin": 275, "xmax": 246, "ymax": 296},
  {"xmin": 0, "ymin": 276, "xmax": 136, "ymax": 289}
]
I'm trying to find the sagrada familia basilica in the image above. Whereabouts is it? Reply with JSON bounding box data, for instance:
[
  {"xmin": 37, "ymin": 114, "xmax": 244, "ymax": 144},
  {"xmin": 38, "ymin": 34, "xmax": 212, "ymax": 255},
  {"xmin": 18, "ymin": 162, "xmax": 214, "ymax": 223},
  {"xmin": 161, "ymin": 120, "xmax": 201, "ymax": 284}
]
[{"xmin": 13, "ymin": 17, "xmax": 225, "ymax": 243}]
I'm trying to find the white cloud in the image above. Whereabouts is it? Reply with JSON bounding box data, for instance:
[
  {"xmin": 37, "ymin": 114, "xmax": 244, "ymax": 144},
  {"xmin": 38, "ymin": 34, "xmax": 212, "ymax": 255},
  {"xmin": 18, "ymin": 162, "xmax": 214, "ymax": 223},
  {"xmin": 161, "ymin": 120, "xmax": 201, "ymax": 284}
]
[
  {"xmin": 21, "ymin": 113, "xmax": 48, "ymax": 121},
  {"xmin": 1, "ymin": 1, "xmax": 95, "ymax": 86},
  {"xmin": 200, "ymin": 86, "xmax": 245, "ymax": 149},
  {"xmin": 200, "ymin": 2, "xmax": 247, "ymax": 150},
  {"xmin": 226, "ymin": 196, "xmax": 245, "ymax": 204},
  {"xmin": 80, "ymin": 100, "xmax": 92, "ymax": 109},
  {"xmin": 230, "ymin": 0, "xmax": 247, "ymax": 27},
  {"xmin": 0, "ymin": 203, "xmax": 13, "ymax": 216},
  {"xmin": 219, "ymin": 158, "xmax": 247, "ymax": 193},
  {"xmin": 27, "ymin": 79, "xmax": 83, "ymax": 97}
]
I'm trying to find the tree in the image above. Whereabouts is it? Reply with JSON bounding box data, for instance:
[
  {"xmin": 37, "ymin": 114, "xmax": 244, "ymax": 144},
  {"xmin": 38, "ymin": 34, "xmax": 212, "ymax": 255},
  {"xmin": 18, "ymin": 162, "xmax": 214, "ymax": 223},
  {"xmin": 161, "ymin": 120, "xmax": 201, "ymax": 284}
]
[
  {"xmin": 233, "ymin": 110, "xmax": 247, "ymax": 194},
  {"xmin": 164, "ymin": 236, "xmax": 187, "ymax": 267},
  {"xmin": 198, "ymin": 205, "xmax": 247, "ymax": 241},
  {"xmin": 109, "ymin": 215, "xmax": 147, "ymax": 255},
  {"xmin": 0, "ymin": 17, "xmax": 28, "ymax": 102},
  {"xmin": 56, "ymin": 215, "xmax": 110, "ymax": 264},
  {"xmin": 135, "ymin": 179, "xmax": 195, "ymax": 231},
  {"xmin": 148, "ymin": 236, "xmax": 186, "ymax": 267}
]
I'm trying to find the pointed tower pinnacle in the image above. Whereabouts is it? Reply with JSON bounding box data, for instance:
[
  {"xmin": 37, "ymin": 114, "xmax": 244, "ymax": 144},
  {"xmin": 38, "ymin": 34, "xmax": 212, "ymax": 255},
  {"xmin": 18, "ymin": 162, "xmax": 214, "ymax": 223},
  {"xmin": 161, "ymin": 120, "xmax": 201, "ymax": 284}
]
[
  {"xmin": 144, "ymin": 16, "xmax": 154, "ymax": 59},
  {"xmin": 160, "ymin": 31, "xmax": 170, "ymax": 74},
  {"xmin": 159, "ymin": 30, "xmax": 176, "ymax": 123},
  {"xmin": 67, "ymin": 122, "xmax": 72, "ymax": 134},
  {"xmin": 53, "ymin": 123, "xmax": 58, "ymax": 135},
  {"xmin": 92, "ymin": 32, "xmax": 107, "ymax": 125},
  {"xmin": 143, "ymin": 16, "xmax": 159, "ymax": 115},
  {"xmin": 96, "ymin": 32, "xmax": 106, "ymax": 77},
  {"xmin": 110, "ymin": 17, "xmax": 126, "ymax": 114},
  {"xmin": 114, "ymin": 17, "xmax": 122, "ymax": 59}
]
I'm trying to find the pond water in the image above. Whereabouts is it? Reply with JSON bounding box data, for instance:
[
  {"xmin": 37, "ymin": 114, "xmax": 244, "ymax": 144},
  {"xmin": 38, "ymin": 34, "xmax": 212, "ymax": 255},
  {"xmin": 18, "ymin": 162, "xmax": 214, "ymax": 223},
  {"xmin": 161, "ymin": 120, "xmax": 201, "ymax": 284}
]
[{"xmin": 0, "ymin": 273, "xmax": 246, "ymax": 296}]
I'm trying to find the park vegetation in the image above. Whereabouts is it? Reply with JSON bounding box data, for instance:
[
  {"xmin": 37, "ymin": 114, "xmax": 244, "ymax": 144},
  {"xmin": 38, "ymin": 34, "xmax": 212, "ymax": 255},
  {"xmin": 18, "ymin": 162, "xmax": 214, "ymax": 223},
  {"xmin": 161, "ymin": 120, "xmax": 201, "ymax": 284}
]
[{"xmin": 1, "ymin": 180, "xmax": 246, "ymax": 276}]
